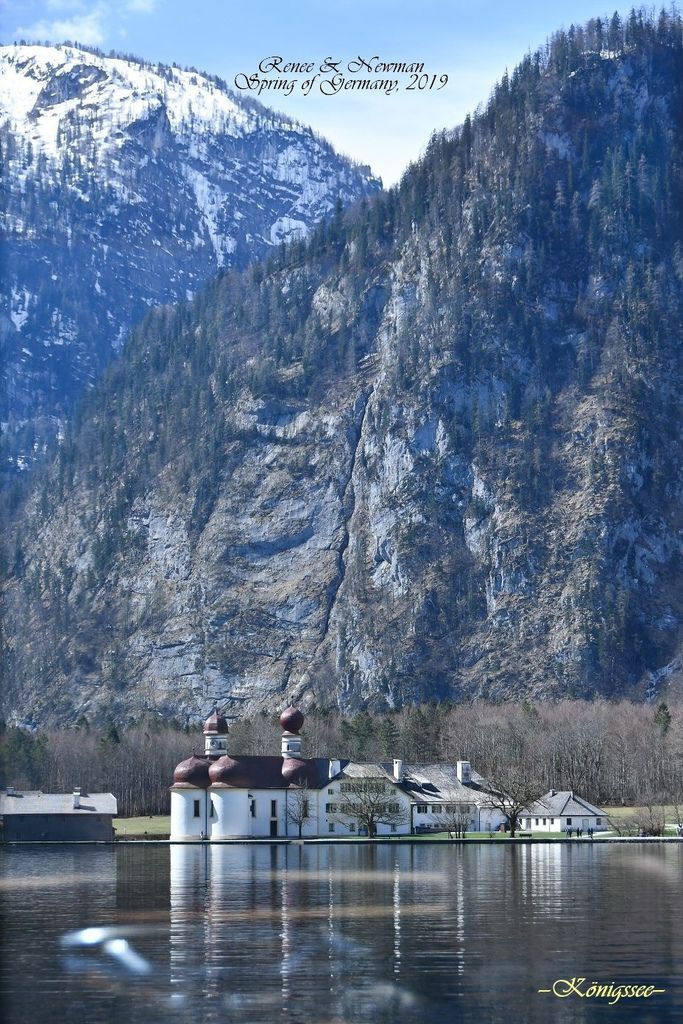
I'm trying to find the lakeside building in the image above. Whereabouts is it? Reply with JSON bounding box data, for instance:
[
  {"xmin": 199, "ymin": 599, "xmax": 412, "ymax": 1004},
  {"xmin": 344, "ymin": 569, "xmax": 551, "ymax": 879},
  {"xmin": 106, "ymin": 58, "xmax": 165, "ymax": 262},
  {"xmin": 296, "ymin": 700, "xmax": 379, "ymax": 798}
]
[
  {"xmin": 520, "ymin": 790, "xmax": 607, "ymax": 833},
  {"xmin": 0, "ymin": 788, "xmax": 117, "ymax": 841},
  {"xmin": 170, "ymin": 707, "xmax": 507, "ymax": 840}
]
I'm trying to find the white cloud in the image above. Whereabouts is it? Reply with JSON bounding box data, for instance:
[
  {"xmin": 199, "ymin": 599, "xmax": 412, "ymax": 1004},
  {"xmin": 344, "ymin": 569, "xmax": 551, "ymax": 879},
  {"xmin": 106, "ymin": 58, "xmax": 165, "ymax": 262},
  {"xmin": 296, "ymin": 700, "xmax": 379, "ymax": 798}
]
[
  {"xmin": 15, "ymin": 6, "xmax": 107, "ymax": 45},
  {"xmin": 125, "ymin": 0, "xmax": 157, "ymax": 11},
  {"xmin": 45, "ymin": 1, "xmax": 88, "ymax": 11},
  {"xmin": 13, "ymin": 0, "xmax": 155, "ymax": 47}
]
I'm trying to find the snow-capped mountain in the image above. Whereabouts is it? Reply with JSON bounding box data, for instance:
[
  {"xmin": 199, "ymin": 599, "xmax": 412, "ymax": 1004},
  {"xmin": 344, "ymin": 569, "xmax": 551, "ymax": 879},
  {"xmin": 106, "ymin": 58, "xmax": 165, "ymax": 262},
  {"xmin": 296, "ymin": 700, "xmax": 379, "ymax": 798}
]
[{"xmin": 0, "ymin": 43, "xmax": 380, "ymax": 471}]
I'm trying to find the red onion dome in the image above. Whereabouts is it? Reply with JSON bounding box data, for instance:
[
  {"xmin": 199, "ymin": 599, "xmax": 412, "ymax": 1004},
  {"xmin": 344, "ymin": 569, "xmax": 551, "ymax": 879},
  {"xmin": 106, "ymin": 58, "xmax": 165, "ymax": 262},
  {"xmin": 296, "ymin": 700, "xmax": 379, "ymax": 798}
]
[
  {"xmin": 282, "ymin": 757, "xmax": 312, "ymax": 786},
  {"xmin": 203, "ymin": 709, "xmax": 229, "ymax": 735},
  {"xmin": 209, "ymin": 755, "xmax": 251, "ymax": 787},
  {"xmin": 279, "ymin": 706, "xmax": 304, "ymax": 734},
  {"xmin": 173, "ymin": 755, "xmax": 210, "ymax": 788}
]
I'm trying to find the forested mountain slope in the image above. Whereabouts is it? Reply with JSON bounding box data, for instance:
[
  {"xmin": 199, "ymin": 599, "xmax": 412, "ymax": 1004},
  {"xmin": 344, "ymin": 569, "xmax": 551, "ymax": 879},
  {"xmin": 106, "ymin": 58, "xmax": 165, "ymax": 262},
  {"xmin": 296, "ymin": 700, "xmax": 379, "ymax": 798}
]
[
  {"xmin": 0, "ymin": 43, "xmax": 379, "ymax": 471},
  {"xmin": 3, "ymin": 11, "xmax": 682, "ymax": 725}
]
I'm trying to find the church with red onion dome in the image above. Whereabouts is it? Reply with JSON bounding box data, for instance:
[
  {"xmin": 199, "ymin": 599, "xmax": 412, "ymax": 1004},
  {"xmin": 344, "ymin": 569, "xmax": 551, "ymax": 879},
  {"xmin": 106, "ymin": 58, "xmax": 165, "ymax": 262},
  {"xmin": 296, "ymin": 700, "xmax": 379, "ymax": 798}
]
[
  {"xmin": 170, "ymin": 705, "xmax": 344, "ymax": 840},
  {"xmin": 170, "ymin": 705, "xmax": 506, "ymax": 840}
]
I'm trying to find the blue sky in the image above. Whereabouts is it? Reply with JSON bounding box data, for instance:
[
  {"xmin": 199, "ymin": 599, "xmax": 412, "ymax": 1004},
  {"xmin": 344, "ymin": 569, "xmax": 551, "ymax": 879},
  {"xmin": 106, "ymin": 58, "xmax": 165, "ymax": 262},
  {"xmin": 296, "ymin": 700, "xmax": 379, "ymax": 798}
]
[{"xmin": 4, "ymin": 1, "xmax": 642, "ymax": 184}]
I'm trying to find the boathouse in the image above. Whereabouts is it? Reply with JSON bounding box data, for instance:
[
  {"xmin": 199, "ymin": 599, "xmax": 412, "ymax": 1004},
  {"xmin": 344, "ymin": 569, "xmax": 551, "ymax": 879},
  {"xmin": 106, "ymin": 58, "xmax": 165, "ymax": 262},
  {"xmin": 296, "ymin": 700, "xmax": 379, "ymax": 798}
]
[{"xmin": 0, "ymin": 788, "xmax": 117, "ymax": 841}]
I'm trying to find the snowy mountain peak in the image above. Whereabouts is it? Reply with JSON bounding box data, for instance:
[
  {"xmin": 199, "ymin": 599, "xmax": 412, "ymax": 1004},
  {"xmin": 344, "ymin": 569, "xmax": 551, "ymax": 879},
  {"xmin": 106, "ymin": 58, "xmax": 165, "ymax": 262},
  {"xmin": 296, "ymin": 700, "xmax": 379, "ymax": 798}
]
[
  {"xmin": 0, "ymin": 43, "xmax": 380, "ymax": 472},
  {"xmin": 1, "ymin": 44, "xmax": 247, "ymax": 165}
]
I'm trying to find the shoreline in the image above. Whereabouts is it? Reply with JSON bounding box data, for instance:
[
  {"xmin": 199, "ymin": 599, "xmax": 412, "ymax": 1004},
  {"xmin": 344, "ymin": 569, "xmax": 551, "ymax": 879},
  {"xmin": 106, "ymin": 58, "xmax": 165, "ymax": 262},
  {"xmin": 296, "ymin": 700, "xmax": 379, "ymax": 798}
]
[{"xmin": 3, "ymin": 836, "xmax": 683, "ymax": 846}]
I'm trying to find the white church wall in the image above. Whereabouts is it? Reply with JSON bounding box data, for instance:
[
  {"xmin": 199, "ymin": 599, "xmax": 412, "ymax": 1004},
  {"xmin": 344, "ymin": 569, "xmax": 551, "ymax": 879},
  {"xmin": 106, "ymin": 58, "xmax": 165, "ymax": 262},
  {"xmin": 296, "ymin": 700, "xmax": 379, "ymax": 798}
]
[
  {"xmin": 171, "ymin": 788, "xmax": 209, "ymax": 840},
  {"xmin": 210, "ymin": 787, "xmax": 323, "ymax": 839},
  {"xmin": 210, "ymin": 788, "xmax": 250, "ymax": 839}
]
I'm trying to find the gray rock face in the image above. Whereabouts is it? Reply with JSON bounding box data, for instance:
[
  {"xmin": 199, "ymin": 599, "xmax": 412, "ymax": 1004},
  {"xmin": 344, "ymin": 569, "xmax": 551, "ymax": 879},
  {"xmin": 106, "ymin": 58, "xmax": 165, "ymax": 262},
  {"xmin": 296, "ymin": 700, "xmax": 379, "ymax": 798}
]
[
  {"xmin": 0, "ymin": 43, "xmax": 379, "ymax": 472},
  {"xmin": 3, "ymin": 21, "xmax": 683, "ymax": 726}
]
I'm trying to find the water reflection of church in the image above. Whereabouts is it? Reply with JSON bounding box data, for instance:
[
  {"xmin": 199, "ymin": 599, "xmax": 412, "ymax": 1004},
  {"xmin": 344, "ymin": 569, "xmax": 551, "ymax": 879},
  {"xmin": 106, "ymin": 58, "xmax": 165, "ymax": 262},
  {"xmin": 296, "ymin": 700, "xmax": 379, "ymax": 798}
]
[
  {"xmin": 169, "ymin": 843, "xmax": 419, "ymax": 1017},
  {"xmin": 170, "ymin": 707, "xmax": 505, "ymax": 840},
  {"xmin": 168, "ymin": 842, "xmax": 567, "ymax": 1019}
]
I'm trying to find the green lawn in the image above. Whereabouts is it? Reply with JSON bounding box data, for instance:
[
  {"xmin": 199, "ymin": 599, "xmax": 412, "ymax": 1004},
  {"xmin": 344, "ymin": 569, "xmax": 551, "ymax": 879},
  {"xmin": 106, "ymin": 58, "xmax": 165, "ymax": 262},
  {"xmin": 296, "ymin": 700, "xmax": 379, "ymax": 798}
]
[
  {"xmin": 603, "ymin": 806, "xmax": 681, "ymax": 835},
  {"xmin": 114, "ymin": 815, "xmax": 170, "ymax": 837},
  {"xmin": 603, "ymin": 805, "xmax": 680, "ymax": 819},
  {"xmin": 464, "ymin": 831, "xmax": 568, "ymax": 840},
  {"xmin": 112, "ymin": 814, "xmax": 681, "ymax": 841}
]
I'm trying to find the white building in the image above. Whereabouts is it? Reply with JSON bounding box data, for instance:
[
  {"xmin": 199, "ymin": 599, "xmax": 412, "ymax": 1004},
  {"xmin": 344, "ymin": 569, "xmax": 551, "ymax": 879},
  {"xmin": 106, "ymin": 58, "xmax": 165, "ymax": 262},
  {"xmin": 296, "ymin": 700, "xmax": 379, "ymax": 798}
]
[
  {"xmin": 396, "ymin": 761, "xmax": 507, "ymax": 833},
  {"xmin": 520, "ymin": 790, "xmax": 607, "ymax": 833},
  {"xmin": 170, "ymin": 707, "xmax": 505, "ymax": 840}
]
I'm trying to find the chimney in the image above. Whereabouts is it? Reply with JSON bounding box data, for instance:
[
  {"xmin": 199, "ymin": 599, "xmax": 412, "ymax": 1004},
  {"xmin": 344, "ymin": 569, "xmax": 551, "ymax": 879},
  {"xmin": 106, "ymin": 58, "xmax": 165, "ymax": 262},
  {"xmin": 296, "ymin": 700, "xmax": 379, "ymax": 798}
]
[
  {"xmin": 73, "ymin": 788, "xmax": 81, "ymax": 809},
  {"xmin": 393, "ymin": 759, "xmax": 403, "ymax": 782},
  {"xmin": 456, "ymin": 761, "xmax": 471, "ymax": 785},
  {"xmin": 550, "ymin": 788, "xmax": 556, "ymax": 797}
]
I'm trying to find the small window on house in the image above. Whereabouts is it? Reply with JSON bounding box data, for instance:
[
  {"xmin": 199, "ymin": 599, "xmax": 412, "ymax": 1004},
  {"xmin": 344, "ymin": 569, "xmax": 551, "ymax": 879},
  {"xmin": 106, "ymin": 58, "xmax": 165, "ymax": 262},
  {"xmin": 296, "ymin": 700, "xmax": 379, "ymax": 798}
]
[
  {"xmin": 326, "ymin": 803, "xmax": 337, "ymax": 813},
  {"xmin": 567, "ymin": 818, "xmax": 572, "ymax": 825},
  {"xmin": 209, "ymin": 802, "xmax": 215, "ymax": 818},
  {"xmin": 550, "ymin": 818, "xmax": 554, "ymax": 824},
  {"xmin": 250, "ymin": 799, "xmax": 256, "ymax": 818},
  {"xmin": 349, "ymin": 823, "xmax": 356, "ymax": 831},
  {"xmin": 328, "ymin": 788, "xmax": 335, "ymax": 795},
  {"xmin": 535, "ymin": 818, "xmax": 539, "ymax": 825},
  {"xmin": 596, "ymin": 817, "xmax": 601, "ymax": 825},
  {"xmin": 417, "ymin": 804, "xmax": 428, "ymax": 814},
  {"xmin": 390, "ymin": 824, "xmax": 396, "ymax": 833},
  {"xmin": 270, "ymin": 800, "xmax": 277, "ymax": 818},
  {"xmin": 542, "ymin": 818, "xmax": 546, "ymax": 825},
  {"xmin": 193, "ymin": 799, "xmax": 200, "ymax": 818},
  {"xmin": 328, "ymin": 823, "xmax": 335, "ymax": 833}
]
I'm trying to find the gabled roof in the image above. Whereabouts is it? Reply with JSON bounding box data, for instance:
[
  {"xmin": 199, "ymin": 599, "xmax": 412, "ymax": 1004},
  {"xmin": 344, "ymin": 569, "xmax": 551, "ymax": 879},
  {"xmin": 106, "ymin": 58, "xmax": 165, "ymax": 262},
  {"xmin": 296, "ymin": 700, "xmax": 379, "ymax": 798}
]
[
  {"xmin": 397, "ymin": 763, "xmax": 494, "ymax": 803},
  {"xmin": 0, "ymin": 791, "xmax": 117, "ymax": 815},
  {"xmin": 522, "ymin": 791, "xmax": 604, "ymax": 817},
  {"xmin": 335, "ymin": 762, "xmax": 494, "ymax": 804},
  {"xmin": 337, "ymin": 762, "xmax": 395, "ymax": 782}
]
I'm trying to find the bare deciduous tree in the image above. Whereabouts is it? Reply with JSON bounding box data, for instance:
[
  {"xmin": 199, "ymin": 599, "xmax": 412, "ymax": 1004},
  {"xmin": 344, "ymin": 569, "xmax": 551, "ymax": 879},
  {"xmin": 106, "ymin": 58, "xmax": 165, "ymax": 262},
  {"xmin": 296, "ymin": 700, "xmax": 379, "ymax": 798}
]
[
  {"xmin": 480, "ymin": 740, "xmax": 543, "ymax": 839},
  {"xmin": 286, "ymin": 785, "xmax": 311, "ymax": 838},
  {"xmin": 334, "ymin": 777, "xmax": 407, "ymax": 836},
  {"xmin": 436, "ymin": 804, "xmax": 471, "ymax": 838}
]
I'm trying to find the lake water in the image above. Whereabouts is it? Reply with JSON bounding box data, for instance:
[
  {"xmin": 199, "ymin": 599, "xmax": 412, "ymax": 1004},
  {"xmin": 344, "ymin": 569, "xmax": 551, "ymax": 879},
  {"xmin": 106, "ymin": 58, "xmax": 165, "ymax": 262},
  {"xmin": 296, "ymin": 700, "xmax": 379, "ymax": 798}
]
[{"xmin": 1, "ymin": 842, "xmax": 681, "ymax": 1022}]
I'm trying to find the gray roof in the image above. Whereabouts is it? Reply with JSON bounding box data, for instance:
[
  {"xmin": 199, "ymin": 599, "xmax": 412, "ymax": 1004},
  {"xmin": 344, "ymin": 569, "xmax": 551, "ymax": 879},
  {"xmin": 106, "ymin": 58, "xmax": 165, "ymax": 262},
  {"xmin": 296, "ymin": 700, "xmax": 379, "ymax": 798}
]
[
  {"xmin": 398, "ymin": 763, "xmax": 493, "ymax": 804},
  {"xmin": 0, "ymin": 791, "xmax": 117, "ymax": 815},
  {"xmin": 522, "ymin": 791, "xmax": 604, "ymax": 817},
  {"xmin": 338, "ymin": 762, "xmax": 395, "ymax": 782},
  {"xmin": 336, "ymin": 762, "xmax": 493, "ymax": 804}
]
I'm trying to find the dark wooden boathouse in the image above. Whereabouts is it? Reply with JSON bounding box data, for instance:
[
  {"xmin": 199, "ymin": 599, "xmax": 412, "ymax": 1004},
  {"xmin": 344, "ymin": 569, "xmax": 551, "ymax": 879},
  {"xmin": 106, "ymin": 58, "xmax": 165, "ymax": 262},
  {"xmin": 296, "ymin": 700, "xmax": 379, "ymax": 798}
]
[{"xmin": 0, "ymin": 788, "xmax": 117, "ymax": 841}]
